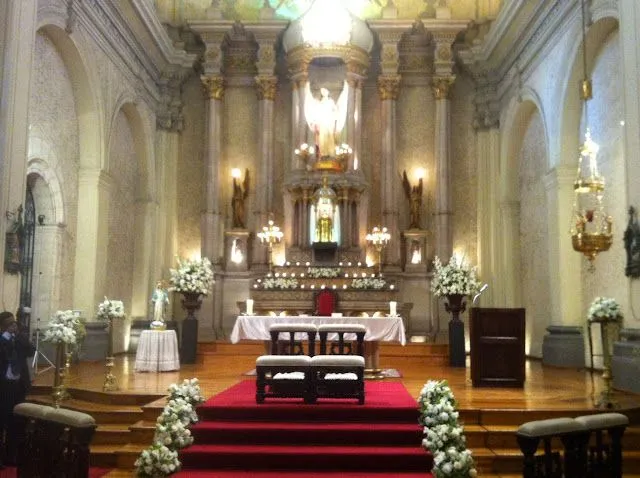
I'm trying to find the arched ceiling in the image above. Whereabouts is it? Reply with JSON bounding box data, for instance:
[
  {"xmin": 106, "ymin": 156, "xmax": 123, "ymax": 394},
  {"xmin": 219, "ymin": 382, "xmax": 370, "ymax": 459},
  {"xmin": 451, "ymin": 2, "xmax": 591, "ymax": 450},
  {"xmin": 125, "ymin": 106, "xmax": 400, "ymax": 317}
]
[{"xmin": 155, "ymin": 0, "xmax": 503, "ymax": 25}]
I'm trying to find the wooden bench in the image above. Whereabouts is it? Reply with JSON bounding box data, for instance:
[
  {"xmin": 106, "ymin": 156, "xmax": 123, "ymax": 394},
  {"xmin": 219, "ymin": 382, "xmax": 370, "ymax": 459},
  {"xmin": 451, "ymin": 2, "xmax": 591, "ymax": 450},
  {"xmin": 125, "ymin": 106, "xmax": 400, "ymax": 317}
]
[
  {"xmin": 269, "ymin": 323, "xmax": 318, "ymax": 356},
  {"xmin": 309, "ymin": 354, "xmax": 365, "ymax": 404},
  {"xmin": 255, "ymin": 355, "xmax": 313, "ymax": 403}
]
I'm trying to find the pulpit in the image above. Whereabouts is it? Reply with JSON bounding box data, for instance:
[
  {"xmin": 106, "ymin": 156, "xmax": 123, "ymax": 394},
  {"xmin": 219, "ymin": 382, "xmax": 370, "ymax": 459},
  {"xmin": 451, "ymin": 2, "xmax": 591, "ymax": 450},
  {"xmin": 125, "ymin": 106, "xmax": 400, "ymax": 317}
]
[{"xmin": 470, "ymin": 307, "xmax": 525, "ymax": 387}]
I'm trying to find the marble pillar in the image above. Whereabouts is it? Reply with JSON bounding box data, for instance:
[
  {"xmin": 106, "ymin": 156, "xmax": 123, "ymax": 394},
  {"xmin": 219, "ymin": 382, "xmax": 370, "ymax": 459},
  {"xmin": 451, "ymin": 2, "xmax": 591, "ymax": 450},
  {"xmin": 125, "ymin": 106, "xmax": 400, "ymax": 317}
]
[
  {"xmin": 433, "ymin": 77, "xmax": 455, "ymax": 263},
  {"xmin": 73, "ymin": 170, "xmax": 111, "ymax": 317},
  {"xmin": 346, "ymin": 70, "xmax": 365, "ymax": 171},
  {"xmin": 378, "ymin": 75, "xmax": 402, "ymax": 268},
  {"xmin": 0, "ymin": 0, "xmax": 38, "ymax": 309},
  {"xmin": 253, "ymin": 75, "xmax": 278, "ymax": 268}
]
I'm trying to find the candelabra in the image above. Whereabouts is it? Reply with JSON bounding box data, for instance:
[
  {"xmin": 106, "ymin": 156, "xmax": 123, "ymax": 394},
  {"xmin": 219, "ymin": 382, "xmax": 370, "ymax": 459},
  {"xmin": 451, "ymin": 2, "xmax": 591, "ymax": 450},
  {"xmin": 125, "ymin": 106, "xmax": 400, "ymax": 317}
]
[
  {"xmin": 366, "ymin": 226, "xmax": 391, "ymax": 276},
  {"xmin": 257, "ymin": 217, "xmax": 283, "ymax": 272}
]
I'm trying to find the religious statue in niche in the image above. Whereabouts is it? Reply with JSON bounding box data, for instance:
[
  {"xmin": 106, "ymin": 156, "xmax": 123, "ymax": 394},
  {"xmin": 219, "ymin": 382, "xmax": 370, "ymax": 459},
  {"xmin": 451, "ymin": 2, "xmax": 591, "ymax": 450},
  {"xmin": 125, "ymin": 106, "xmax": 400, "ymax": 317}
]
[
  {"xmin": 4, "ymin": 205, "xmax": 24, "ymax": 274},
  {"xmin": 624, "ymin": 206, "xmax": 640, "ymax": 278},
  {"xmin": 304, "ymin": 81, "xmax": 349, "ymax": 158},
  {"xmin": 402, "ymin": 171, "xmax": 423, "ymax": 229},
  {"xmin": 232, "ymin": 169, "xmax": 250, "ymax": 229}
]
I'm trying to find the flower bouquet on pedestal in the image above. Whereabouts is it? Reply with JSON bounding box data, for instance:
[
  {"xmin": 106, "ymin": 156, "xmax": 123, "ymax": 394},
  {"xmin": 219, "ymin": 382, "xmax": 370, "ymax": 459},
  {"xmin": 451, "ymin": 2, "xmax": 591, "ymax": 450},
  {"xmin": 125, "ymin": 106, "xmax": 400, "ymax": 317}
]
[
  {"xmin": 42, "ymin": 310, "xmax": 79, "ymax": 407},
  {"xmin": 431, "ymin": 256, "xmax": 484, "ymax": 367},
  {"xmin": 96, "ymin": 297, "xmax": 125, "ymax": 391},
  {"xmin": 169, "ymin": 257, "xmax": 214, "ymax": 364}
]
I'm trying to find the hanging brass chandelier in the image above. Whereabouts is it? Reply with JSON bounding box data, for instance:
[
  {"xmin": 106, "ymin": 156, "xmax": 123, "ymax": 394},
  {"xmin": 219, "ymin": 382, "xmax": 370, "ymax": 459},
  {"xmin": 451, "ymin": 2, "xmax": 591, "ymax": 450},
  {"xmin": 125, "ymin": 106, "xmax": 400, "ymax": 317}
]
[{"xmin": 570, "ymin": 0, "xmax": 612, "ymax": 267}]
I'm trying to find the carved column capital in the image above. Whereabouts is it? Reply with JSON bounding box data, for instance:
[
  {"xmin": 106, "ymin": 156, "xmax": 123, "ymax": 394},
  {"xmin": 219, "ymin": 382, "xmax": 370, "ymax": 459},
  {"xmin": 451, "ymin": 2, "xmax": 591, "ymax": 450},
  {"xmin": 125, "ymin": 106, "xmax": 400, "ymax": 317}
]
[
  {"xmin": 432, "ymin": 31, "xmax": 457, "ymax": 77},
  {"xmin": 201, "ymin": 75, "xmax": 225, "ymax": 100},
  {"xmin": 432, "ymin": 76, "xmax": 455, "ymax": 100},
  {"xmin": 377, "ymin": 75, "xmax": 402, "ymax": 101},
  {"xmin": 255, "ymin": 75, "xmax": 278, "ymax": 101}
]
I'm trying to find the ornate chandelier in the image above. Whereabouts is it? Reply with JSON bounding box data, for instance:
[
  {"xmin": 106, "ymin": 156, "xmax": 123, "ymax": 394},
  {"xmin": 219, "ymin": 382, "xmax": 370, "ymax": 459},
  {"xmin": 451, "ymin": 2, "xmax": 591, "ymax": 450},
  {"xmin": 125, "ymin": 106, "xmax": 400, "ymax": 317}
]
[{"xmin": 570, "ymin": 0, "xmax": 612, "ymax": 267}]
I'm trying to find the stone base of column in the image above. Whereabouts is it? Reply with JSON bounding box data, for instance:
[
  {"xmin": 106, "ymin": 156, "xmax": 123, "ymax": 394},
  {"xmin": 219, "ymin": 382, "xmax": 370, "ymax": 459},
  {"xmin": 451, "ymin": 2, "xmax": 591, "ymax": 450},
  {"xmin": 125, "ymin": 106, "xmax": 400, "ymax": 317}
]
[
  {"xmin": 612, "ymin": 329, "xmax": 640, "ymax": 393},
  {"xmin": 542, "ymin": 326, "xmax": 585, "ymax": 368}
]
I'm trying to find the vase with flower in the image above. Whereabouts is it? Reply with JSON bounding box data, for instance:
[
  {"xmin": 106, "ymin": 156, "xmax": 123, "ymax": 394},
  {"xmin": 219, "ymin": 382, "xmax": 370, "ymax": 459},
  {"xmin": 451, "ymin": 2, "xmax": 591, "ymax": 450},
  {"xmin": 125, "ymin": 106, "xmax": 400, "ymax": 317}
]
[
  {"xmin": 169, "ymin": 257, "xmax": 214, "ymax": 363},
  {"xmin": 432, "ymin": 256, "xmax": 483, "ymax": 367}
]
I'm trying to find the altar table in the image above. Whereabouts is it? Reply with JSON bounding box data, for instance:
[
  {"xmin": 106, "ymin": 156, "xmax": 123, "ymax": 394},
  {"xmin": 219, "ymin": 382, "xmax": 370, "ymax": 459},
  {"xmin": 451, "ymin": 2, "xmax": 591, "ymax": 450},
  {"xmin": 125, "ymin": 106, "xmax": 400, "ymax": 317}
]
[
  {"xmin": 231, "ymin": 315, "xmax": 406, "ymax": 373},
  {"xmin": 134, "ymin": 330, "xmax": 180, "ymax": 372}
]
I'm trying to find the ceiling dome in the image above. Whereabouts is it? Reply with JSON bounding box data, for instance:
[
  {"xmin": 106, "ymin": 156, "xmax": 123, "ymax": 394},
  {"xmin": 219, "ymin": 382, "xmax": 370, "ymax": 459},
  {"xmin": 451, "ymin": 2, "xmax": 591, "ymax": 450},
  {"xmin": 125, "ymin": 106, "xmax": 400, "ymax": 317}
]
[{"xmin": 283, "ymin": 0, "xmax": 374, "ymax": 54}]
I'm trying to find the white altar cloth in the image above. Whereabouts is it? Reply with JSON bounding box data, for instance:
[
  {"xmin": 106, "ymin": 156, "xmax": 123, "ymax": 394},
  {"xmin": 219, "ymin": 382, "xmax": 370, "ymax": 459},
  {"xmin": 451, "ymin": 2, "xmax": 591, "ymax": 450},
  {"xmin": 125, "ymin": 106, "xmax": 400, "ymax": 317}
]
[
  {"xmin": 134, "ymin": 330, "xmax": 181, "ymax": 372},
  {"xmin": 230, "ymin": 315, "xmax": 406, "ymax": 346}
]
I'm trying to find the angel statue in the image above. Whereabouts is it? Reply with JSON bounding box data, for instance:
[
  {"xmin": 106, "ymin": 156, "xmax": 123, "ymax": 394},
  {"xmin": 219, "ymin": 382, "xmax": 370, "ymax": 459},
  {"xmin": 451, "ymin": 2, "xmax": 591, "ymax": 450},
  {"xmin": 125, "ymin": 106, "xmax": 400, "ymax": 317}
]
[
  {"xmin": 304, "ymin": 81, "xmax": 349, "ymax": 158},
  {"xmin": 232, "ymin": 168, "xmax": 250, "ymax": 229},
  {"xmin": 402, "ymin": 170, "xmax": 423, "ymax": 229}
]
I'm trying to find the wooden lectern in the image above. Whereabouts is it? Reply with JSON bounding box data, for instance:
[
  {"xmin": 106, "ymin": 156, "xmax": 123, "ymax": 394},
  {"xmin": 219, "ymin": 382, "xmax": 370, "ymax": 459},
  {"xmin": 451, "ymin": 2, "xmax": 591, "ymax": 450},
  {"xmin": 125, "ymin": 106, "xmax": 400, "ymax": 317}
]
[{"xmin": 470, "ymin": 307, "xmax": 525, "ymax": 387}]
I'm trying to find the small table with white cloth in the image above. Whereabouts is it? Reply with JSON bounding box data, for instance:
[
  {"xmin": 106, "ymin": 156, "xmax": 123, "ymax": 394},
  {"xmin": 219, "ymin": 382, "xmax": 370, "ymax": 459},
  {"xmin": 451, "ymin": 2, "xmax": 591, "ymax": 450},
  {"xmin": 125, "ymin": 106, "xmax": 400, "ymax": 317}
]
[
  {"xmin": 231, "ymin": 315, "xmax": 406, "ymax": 375},
  {"xmin": 134, "ymin": 330, "xmax": 181, "ymax": 372}
]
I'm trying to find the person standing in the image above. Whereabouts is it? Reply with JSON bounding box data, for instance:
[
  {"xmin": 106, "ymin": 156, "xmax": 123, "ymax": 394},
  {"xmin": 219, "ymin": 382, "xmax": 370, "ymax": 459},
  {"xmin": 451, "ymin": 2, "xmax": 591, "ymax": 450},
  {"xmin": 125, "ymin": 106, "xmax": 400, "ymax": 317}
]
[{"xmin": 0, "ymin": 311, "xmax": 35, "ymax": 467}]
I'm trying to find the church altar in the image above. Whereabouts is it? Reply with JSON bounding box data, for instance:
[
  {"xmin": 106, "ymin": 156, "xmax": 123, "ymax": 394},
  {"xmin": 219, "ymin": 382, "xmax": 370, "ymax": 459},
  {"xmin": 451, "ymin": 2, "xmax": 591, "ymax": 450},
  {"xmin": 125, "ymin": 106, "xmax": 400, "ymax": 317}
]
[
  {"xmin": 231, "ymin": 315, "xmax": 406, "ymax": 372},
  {"xmin": 230, "ymin": 315, "xmax": 406, "ymax": 345}
]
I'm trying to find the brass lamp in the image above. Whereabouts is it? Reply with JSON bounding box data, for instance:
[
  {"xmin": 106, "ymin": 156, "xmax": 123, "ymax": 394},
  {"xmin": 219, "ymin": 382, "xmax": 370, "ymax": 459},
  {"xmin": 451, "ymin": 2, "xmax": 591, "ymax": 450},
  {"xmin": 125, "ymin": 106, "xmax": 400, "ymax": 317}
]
[
  {"xmin": 366, "ymin": 226, "xmax": 391, "ymax": 276},
  {"xmin": 257, "ymin": 216, "xmax": 283, "ymax": 272},
  {"xmin": 570, "ymin": 0, "xmax": 612, "ymax": 268}
]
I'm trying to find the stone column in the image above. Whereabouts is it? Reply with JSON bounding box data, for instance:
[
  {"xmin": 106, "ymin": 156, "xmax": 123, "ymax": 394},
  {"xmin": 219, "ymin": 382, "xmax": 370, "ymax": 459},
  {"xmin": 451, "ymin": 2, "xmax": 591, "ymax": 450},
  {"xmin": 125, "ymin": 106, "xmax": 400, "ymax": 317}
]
[
  {"xmin": 498, "ymin": 200, "xmax": 521, "ymax": 307},
  {"xmin": 338, "ymin": 187, "xmax": 350, "ymax": 247},
  {"xmin": 378, "ymin": 75, "xmax": 402, "ymax": 269},
  {"xmin": 346, "ymin": 65, "xmax": 366, "ymax": 171},
  {"xmin": 291, "ymin": 69, "xmax": 310, "ymax": 170},
  {"xmin": 0, "ymin": 0, "xmax": 37, "ymax": 309},
  {"xmin": 475, "ymin": 115, "xmax": 500, "ymax": 307},
  {"xmin": 253, "ymin": 74, "xmax": 278, "ymax": 267},
  {"xmin": 432, "ymin": 76, "xmax": 455, "ymax": 263},
  {"xmin": 73, "ymin": 170, "xmax": 112, "ymax": 316},
  {"xmin": 201, "ymin": 75, "xmax": 225, "ymax": 266}
]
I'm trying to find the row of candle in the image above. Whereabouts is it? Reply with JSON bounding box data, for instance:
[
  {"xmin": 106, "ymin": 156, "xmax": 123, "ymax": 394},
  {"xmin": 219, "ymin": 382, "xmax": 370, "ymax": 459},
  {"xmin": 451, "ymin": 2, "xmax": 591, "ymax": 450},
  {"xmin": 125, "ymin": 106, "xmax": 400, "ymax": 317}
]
[
  {"xmin": 279, "ymin": 261, "xmax": 365, "ymax": 267},
  {"xmin": 254, "ymin": 283, "xmax": 395, "ymax": 290},
  {"xmin": 244, "ymin": 299, "xmax": 398, "ymax": 317},
  {"xmin": 261, "ymin": 272, "xmax": 379, "ymax": 279}
]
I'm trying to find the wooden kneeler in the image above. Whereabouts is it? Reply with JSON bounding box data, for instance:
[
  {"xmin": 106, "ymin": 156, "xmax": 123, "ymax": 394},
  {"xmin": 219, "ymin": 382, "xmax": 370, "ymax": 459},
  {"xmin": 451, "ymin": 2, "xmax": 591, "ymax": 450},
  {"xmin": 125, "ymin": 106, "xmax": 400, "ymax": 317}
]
[
  {"xmin": 255, "ymin": 355, "xmax": 313, "ymax": 403},
  {"xmin": 309, "ymin": 355, "xmax": 366, "ymax": 404}
]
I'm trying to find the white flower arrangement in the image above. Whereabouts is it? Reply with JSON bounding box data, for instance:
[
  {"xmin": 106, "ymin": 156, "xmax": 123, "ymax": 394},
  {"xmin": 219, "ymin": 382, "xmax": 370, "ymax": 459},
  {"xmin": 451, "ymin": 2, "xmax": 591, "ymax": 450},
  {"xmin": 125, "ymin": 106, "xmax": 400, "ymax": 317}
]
[
  {"xmin": 262, "ymin": 277, "xmax": 299, "ymax": 289},
  {"xmin": 42, "ymin": 310, "xmax": 79, "ymax": 345},
  {"xmin": 169, "ymin": 257, "xmax": 214, "ymax": 296},
  {"xmin": 96, "ymin": 297, "xmax": 125, "ymax": 321},
  {"xmin": 154, "ymin": 413, "xmax": 194, "ymax": 450},
  {"xmin": 351, "ymin": 277, "xmax": 387, "ymax": 290},
  {"xmin": 307, "ymin": 267, "xmax": 341, "ymax": 278},
  {"xmin": 588, "ymin": 297, "xmax": 623, "ymax": 322},
  {"xmin": 418, "ymin": 380, "xmax": 477, "ymax": 478},
  {"xmin": 431, "ymin": 256, "xmax": 482, "ymax": 298},
  {"xmin": 168, "ymin": 378, "xmax": 205, "ymax": 407},
  {"xmin": 161, "ymin": 397, "xmax": 199, "ymax": 427},
  {"xmin": 134, "ymin": 443, "xmax": 180, "ymax": 478}
]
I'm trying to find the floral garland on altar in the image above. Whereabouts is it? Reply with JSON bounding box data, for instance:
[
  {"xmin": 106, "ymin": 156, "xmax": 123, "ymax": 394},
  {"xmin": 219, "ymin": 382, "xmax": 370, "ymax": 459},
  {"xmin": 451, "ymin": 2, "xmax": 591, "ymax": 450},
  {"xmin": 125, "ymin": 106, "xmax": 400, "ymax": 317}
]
[
  {"xmin": 418, "ymin": 380, "xmax": 477, "ymax": 478},
  {"xmin": 262, "ymin": 277, "xmax": 299, "ymax": 289},
  {"xmin": 431, "ymin": 256, "xmax": 482, "ymax": 298},
  {"xmin": 351, "ymin": 277, "xmax": 386, "ymax": 290},
  {"xmin": 169, "ymin": 257, "xmax": 215, "ymax": 296},
  {"xmin": 307, "ymin": 267, "xmax": 341, "ymax": 278},
  {"xmin": 135, "ymin": 378, "xmax": 205, "ymax": 477}
]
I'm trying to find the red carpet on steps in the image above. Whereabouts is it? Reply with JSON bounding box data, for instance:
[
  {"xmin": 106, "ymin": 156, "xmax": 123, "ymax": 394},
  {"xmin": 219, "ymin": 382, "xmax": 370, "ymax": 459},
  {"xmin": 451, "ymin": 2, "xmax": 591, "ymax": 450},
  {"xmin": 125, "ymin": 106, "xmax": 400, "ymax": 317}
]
[{"xmin": 176, "ymin": 380, "xmax": 433, "ymax": 477}]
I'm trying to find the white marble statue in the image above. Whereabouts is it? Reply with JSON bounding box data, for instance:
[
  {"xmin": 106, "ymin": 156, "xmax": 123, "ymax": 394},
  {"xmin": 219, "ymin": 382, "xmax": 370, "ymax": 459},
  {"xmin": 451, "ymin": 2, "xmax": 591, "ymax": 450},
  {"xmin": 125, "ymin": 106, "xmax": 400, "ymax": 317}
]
[{"xmin": 304, "ymin": 81, "xmax": 349, "ymax": 157}]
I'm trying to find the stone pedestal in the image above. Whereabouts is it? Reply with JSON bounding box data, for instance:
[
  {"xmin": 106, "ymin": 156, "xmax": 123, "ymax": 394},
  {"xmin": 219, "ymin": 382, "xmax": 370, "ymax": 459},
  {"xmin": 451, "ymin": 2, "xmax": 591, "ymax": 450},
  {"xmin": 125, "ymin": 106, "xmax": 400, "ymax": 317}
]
[
  {"xmin": 612, "ymin": 328, "xmax": 640, "ymax": 394},
  {"xmin": 225, "ymin": 230, "xmax": 250, "ymax": 272},
  {"xmin": 542, "ymin": 325, "xmax": 585, "ymax": 368},
  {"xmin": 402, "ymin": 229, "xmax": 428, "ymax": 272}
]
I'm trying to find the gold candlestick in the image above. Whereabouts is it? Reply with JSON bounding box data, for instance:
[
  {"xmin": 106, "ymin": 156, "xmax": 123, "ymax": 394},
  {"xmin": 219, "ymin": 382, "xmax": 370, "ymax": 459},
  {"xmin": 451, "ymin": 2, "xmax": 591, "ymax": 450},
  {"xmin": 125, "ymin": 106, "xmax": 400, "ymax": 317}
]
[{"xmin": 103, "ymin": 317, "xmax": 118, "ymax": 391}]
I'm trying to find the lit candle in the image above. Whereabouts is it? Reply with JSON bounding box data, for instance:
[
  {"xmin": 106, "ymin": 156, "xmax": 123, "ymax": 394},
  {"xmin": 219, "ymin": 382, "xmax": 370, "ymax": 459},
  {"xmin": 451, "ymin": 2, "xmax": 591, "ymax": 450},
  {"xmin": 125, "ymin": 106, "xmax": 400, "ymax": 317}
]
[
  {"xmin": 389, "ymin": 301, "xmax": 397, "ymax": 316},
  {"xmin": 246, "ymin": 299, "xmax": 254, "ymax": 315}
]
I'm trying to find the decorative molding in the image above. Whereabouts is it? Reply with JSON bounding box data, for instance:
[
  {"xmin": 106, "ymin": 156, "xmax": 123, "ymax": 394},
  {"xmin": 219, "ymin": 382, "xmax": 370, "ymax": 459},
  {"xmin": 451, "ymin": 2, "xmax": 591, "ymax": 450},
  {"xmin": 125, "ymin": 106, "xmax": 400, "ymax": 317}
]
[
  {"xmin": 432, "ymin": 76, "xmax": 455, "ymax": 100},
  {"xmin": 377, "ymin": 75, "xmax": 401, "ymax": 100},
  {"xmin": 255, "ymin": 75, "xmax": 278, "ymax": 101},
  {"xmin": 201, "ymin": 75, "xmax": 225, "ymax": 100}
]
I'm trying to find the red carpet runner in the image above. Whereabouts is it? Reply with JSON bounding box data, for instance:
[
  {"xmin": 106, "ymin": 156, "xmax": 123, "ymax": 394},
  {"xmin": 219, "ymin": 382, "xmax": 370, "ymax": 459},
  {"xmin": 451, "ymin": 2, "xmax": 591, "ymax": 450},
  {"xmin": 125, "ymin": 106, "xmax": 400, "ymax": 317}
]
[{"xmin": 176, "ymin": 380, "xmax": 433, "ymax": 477}]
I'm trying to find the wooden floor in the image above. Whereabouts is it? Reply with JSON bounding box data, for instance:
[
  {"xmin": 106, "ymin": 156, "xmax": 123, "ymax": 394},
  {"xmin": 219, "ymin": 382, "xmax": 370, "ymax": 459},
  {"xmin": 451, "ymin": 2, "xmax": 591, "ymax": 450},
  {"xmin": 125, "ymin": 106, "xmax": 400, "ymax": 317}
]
[{"xmin": 27, "ymin": 342, "xmax": 640, "ymax": 477}]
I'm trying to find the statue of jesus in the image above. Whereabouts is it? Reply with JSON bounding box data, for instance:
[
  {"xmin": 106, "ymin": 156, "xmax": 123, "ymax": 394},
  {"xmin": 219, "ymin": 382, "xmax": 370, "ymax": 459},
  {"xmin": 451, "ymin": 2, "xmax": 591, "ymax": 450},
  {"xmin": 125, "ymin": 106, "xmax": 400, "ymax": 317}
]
[{"xmin": 304, "ymin": 81, "xmax": 349, "ymax": 158}]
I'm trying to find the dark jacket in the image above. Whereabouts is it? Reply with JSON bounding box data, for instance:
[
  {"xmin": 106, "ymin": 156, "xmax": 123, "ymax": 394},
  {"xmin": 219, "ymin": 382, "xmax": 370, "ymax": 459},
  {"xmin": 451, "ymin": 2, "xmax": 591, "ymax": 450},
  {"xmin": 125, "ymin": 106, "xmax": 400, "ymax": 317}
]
[{"xmin": 0, "ymin": 332, "xmax": 35, "ymax": 393}]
